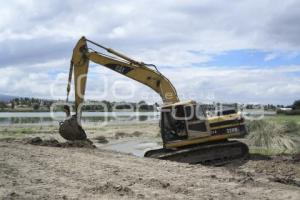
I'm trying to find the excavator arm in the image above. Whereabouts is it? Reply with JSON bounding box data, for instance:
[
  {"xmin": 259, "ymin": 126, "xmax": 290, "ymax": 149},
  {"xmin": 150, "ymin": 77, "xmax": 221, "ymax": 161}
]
[
  {"xmin": 68, "ymin": 37, "xmax": 179, "ymax": 116},
  {"xmin": 59, "ymin": 36, "xmax": 179, "ymax": 140}
]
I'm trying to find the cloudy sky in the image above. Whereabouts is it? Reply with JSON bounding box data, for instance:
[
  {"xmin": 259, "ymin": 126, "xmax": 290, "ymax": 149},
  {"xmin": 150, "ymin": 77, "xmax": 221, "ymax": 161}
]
[{"xmin": 0, "ymin": 0, "xmax": 299, "ymax": 105}]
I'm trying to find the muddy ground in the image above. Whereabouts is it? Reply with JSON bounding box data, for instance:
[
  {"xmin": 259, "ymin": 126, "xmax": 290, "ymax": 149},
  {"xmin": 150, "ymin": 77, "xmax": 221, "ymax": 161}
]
[{"xmin": 0, "ymin": 122, "xmax": 299, "ymax": 199}]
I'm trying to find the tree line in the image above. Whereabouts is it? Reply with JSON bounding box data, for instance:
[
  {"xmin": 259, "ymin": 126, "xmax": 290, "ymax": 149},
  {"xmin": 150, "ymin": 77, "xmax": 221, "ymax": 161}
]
[
  {"xmin": 0, "ymin": 97, "xmax": 299, "ymax": 113},
  {"xmin": 0, "ymin": 98, "xmax": 158, "ymax": 112}
]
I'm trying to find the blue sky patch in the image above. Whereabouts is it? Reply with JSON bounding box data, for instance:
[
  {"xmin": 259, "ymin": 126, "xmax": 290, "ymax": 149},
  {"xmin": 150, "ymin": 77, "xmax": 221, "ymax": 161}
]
[{"xmin": 197, "ymin": 49, "xmax": 300, "ymax": 68}]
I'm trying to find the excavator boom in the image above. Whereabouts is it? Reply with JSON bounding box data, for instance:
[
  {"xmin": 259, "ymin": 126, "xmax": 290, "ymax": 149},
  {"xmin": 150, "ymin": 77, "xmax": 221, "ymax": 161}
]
[
  {"xmin": 69, "ymin": 37, "xmax": 179, "ymax": 113},
  {"xmin": 60, "ymin": 36, "xmax": 179, "ymax": 141}
]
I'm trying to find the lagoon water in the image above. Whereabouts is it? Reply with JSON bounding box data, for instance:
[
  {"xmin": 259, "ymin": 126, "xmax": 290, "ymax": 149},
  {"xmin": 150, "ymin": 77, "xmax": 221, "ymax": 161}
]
[{"xmin": 0, "ymin": 112, "xmax": 160, "ymax": 125}]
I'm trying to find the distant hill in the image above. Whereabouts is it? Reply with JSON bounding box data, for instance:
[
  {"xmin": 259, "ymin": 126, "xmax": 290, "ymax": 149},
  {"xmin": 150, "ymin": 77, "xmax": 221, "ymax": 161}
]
[{"xmin": 0, "ymin": 94, "xmax": 15, "ymax": 102}]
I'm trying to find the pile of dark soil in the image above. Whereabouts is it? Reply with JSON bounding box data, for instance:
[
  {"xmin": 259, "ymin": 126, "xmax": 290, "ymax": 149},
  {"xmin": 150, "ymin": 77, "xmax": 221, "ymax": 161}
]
[
  {"xmin": 114, "ymin": 131, "xmax": 143, "ymax": 139},
  {"xmin": 94, "ymin": 136, "xmax": 109, "ymax": 144},
  {"xmin": 25, "ymin": 137, "xmax": 96, "ymax": 148},
  {"xmin": 293, "ymin": 153, "xmax": 300, "ymax": 162}
]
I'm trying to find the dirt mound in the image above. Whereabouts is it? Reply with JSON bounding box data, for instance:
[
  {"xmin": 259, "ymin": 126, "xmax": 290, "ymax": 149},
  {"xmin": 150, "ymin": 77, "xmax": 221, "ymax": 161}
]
[
  {"xmin": 3, "ymin": 192, "xmax": 22, "ymax": 200},
  {"xmin": 132, "ymin": 131, "xmax": 143, "ymax": 137},
  {"xmin": 94, "ymin": 136, "xmax": 109, "ymax": 144},
  {"xmin": 271, "ymin": 177, "xmax": 300, "ymax": 187},
  {"xmin": 237, "ymin": 154, "xmax": 300, "ymax": 188},
  {"xmin": 0, "ymin": 137, "xmax": 17, "ymax": 143},
  {"xmin": 114, "ymin": 132, "xmax": 129, "ymax": 139},
  {"xmin": 114, "ymin": 131, "xmax": 143, "ymax": 139},
  {"xmin": 292, "ymin": 153, "xmax": 300, "ymax": 162},
  {"xmin": 25, "ymin": 137, "xmax": 96, "ymax": 148}
]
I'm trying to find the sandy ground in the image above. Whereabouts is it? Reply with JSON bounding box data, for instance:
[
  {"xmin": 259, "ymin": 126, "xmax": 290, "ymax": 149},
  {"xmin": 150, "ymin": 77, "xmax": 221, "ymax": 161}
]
[{"xmin": 0, "ymin": 122, "xmax": 300, "ymax": 199}]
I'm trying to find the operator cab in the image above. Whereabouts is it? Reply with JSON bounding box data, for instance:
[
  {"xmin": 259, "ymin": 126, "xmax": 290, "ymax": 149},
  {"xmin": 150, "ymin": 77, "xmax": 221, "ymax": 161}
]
[{"xmin": 160, "ymin": 101, "xmax": 210, "ymax": 145}]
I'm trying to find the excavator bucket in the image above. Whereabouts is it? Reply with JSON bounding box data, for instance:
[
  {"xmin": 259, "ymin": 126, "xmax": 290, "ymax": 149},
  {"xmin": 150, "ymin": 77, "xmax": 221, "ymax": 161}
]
[{"xmin": 59, "ymin": 116, "xmax": 87, "ymax": 141}]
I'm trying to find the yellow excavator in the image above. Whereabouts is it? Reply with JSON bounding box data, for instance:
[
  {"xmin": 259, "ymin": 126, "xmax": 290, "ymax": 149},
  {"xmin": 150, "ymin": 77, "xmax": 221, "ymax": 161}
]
[{"xmin": 59, "ymin": 36, "xmax": 248, "ymax": 165}]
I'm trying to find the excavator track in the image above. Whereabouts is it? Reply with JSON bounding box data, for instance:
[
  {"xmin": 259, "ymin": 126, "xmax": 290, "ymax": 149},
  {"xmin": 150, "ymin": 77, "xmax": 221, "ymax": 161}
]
[{"xmin": 144, "ymin": 140, "xmax": 249, "ymax": 166}]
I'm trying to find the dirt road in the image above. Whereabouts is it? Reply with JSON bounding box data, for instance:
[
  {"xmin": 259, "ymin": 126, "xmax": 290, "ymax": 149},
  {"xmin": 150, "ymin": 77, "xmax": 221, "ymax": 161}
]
[{"xmin": 0, "ymin": 139, "xmax": 299, "ymax": 200}]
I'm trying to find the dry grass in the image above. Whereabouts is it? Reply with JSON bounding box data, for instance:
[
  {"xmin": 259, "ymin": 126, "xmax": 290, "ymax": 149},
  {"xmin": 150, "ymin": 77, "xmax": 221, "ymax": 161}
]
[{"xmin": 246, "ymin": 120, "xmax": 300, "ymax": 155}]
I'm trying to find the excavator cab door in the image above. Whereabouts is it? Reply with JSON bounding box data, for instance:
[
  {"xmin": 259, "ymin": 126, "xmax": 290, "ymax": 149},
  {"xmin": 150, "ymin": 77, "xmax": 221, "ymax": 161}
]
[{"xmin": 160, "ymin": 105, "xmax": 188, "ymax": 145}]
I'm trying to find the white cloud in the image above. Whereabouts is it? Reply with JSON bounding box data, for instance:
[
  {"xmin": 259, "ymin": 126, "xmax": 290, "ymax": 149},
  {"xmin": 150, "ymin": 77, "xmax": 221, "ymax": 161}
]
[
  {"xmin": 162, "ymin": 65, "xmax": 300, "ymax": 105},
  {"xmin": 264, "ymin": 53, "xmax": 278, "ymax": 61},
  {"xmin": 0, "ymin": 0, "xmax": 300, "ymax": 105},
  {"xmin": 1, "ymin": 64, "xmax": 299, "ymax": 105},
  {"xmin": 1, "ymin": 0, "xmax": 300, "ymax": 67},
  {"xmin": 133, "ymin": 47, "xmax": 212, "ymax": 67}
]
